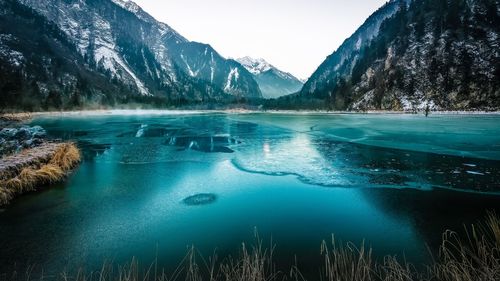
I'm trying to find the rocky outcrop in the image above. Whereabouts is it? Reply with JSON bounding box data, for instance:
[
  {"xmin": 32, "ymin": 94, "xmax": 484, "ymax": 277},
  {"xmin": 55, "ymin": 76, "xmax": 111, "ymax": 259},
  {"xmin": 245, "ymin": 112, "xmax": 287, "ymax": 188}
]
[{"xmin": 0, "ymin": 125, "xmax": 46, "ymax": 157}]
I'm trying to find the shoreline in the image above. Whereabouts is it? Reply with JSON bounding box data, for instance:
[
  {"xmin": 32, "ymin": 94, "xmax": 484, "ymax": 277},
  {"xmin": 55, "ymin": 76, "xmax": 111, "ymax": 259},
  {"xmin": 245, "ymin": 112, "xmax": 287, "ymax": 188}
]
[
  {"xmin": 4, "ymin": 109, "xmax": 500, "ymax": 118},
  {"xmin": 0, "ymin": 142, "xmax": 81, "ymax": 206},
  {"xmin": 0, "ymin": 213, "xmax": 498, "ymax": 280}
]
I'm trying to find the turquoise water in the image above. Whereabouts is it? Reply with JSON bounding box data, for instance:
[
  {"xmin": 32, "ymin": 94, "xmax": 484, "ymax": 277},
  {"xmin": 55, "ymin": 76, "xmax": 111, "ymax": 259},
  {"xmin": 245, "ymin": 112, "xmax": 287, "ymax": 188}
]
[{"xmin": 1, "ymin": 112, "xmax": 500, "ymax": 278}]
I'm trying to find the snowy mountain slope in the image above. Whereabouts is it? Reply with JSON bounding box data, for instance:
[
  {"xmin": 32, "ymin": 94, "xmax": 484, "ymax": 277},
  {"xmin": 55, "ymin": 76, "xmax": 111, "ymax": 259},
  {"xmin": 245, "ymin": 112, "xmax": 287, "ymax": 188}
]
[
  {"xmin": 301, "ymin": 0, "xmax": 403, "ymax": 97},
  {"xmin": 170, "ymin": 44, "xmax": 261, "ymax": 99},
  {"xmin": 8, "ymin": 0, "xmax": 260, "ymax": 105},
  {"xmin": 0, "ymin": 0, "xmax": 150, "ymax": 110},
  {"xmin": 300, "ymin": 0, "xmax": 500, "ymax": 111},
  {"xmin": 237, "ymin": 57, "xmax": 303, "ymax": 99},
  {"xmin": 237, "ymin": 57, "xmax": 273, "ymax": 75}
]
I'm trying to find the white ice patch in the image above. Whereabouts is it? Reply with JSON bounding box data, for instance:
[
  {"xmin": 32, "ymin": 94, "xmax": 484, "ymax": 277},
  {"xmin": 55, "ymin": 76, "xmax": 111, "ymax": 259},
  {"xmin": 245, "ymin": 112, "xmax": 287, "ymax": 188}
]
[
  {"xmin": 224, "ymin": 67, "xmax": 239, "ymax": 92},
  {"xmin": 232, "ymin": 134, "xmax": 358, "ymax": 187},
  {"xmin": 135, "ymin": 124, "xmax": 148, "ymax": 137}
]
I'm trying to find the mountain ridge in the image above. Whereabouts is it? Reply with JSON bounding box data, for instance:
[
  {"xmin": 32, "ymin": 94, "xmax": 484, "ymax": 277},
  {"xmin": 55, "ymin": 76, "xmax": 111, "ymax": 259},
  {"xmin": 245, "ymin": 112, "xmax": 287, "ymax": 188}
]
[
  {"xmin": 298, "ymin": 0, "xmax": 499, "ymax": 111},
  {"xmin": 236, "ymin": 56, "xmax": 303, "ymax": 99},
  {"xmin": 2, "ymin": 0, "xmax": 499, "ymax": 110},
  {"xmin": 0, "ymin": 0, "xmax": 263, "ymax": 110}
]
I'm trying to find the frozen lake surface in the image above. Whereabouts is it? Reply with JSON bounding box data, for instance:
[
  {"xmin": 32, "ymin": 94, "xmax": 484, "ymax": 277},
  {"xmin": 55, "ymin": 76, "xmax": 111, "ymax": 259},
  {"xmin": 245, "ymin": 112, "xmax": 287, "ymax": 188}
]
[{"xmin": 1, "ymin": 112, "xmax": 500, "ymax": 277}]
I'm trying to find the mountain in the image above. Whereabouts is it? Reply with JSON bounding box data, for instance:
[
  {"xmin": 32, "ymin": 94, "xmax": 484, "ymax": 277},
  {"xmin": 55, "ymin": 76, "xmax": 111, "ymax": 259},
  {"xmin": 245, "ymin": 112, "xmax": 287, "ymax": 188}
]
[
  {"xmin": 0, "ymin": 0, "xmax": 140, "ymax": 110},
  {"xmin": 300, "ymin": 0, "xmax": 500, "ymax": 111},
  {"xmin": 237, "ymin": 56, "xmax": 303, "ymax": 99},
  {"xmin": 0, "ymin": 0, "xmax": 261, "ymax": 110}
]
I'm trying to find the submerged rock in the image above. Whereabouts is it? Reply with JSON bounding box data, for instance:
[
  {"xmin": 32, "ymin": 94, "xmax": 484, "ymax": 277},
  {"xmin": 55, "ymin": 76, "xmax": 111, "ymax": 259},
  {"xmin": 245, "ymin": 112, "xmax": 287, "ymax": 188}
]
[
  {"xmin": 77, "ymin": 141, "xmax": 112, "ymax": 160},
  {"xmin": 166, "ymin": 135, "xmax": 238, "ymax": 153},
  {"xmin": 183, "ymin": 193, "xmax": 217, "ymax": 206}
]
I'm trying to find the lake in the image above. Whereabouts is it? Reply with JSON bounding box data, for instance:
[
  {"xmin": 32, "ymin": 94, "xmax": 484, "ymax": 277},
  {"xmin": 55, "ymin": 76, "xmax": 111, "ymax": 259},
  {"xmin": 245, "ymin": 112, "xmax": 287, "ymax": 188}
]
[{"xmin": 1, "ymin": 112, "xmax": 500, "ymax": 278}]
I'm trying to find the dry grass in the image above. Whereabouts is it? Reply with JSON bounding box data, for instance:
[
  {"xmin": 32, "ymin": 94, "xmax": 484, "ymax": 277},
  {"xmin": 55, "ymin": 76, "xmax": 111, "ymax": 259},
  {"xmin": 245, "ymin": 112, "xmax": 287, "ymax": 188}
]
[
  {"xmin": 320, "ymin": 238, "xmax": 373, "ymax": 281},
  {"xmin": 219, "ymin": 239, "xmax": 278, "ymax": 281},
  {"xmin": 0, "ymin": 186, "xmax": 15, "ymax": 205},
  {"xmin": 0, "ymin": 112, "xmax": 32, "ymax": 122},
  {"xmin": 0, "ymin": 142, "xmax": 80, "ymax": 205},
  {"xmin": 3, "ymin": 213, "xmax": 495, "ymax": 281},
  {"xmin": 49, "ymin": 143, "xmax": 81, "ymax": 171},
  {"xmin": 428, "ymin": 212, "xmax": 500, "ymax": 281},
  {"xmin": 319, "ymin": 238, "xmax": 417, "ymax": 281}
]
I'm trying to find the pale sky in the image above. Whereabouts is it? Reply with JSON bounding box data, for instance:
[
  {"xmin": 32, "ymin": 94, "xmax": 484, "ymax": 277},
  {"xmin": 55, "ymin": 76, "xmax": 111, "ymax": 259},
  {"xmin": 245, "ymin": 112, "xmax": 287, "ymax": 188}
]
[{"xmin": 133, "ymin": 0, "xmax": 388, "ymax": 80}]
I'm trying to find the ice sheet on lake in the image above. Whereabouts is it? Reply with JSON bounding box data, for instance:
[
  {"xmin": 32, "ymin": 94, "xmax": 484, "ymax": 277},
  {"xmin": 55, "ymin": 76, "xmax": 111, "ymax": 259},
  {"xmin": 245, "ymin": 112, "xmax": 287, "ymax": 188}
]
[
  {"xmin": 230, "ymin": 114, "xmax": 500, "ymax": 161},
  {"xmin": 231, "ymin": 125, "xmax": 500, "ymax": 192},
  {"xmin": 32, "ymin": 113, "xmax": 500, "ymax": 193},
  {"xmin": 232, "ymin": 134, "xmax": 365, "ymax": 187}
]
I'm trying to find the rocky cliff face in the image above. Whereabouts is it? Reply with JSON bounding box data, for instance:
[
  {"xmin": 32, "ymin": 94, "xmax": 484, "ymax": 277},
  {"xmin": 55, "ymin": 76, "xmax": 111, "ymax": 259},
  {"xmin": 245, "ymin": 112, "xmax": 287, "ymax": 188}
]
[
  {"xmin": 301, "ymin": 0, "xmax": 499, "ymax": 111},
  {"xmin": 0, "ymin": 0, "xmax": 261, "ymax": 110}
]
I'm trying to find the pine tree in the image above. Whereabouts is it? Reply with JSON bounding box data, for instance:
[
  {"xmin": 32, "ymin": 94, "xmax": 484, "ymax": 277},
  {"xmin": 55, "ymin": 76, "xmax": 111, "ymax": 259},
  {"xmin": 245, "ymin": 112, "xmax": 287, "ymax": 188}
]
[{"xmin": 44, "ymin": 90, "xmax": 62, "ymax": 110}]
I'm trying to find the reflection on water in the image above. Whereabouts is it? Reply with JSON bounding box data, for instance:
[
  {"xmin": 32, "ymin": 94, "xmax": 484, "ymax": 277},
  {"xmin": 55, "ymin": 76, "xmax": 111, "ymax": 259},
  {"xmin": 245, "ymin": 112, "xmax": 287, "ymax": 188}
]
[{"xmin": 0, "ymin": 113, "xmax": 499, "ymax": 278}]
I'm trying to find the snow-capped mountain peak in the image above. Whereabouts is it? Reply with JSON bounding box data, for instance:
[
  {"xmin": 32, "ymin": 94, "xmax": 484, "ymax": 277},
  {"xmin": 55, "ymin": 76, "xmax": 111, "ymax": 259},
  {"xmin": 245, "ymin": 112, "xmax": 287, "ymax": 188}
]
[
  {"xmin": 111, "ymin": 0, "xmax": 140, "ymax": 14},
  {"xmin": 236, "ymin": 56, "xmax": 273, "ymax": 75},
  {"xmin": 11, "ymin": 0, "xmax": 261, "ymax": 105},
  {"xmin": 236, "ymin": 56, "xmax": 303, "ymax": 99}
]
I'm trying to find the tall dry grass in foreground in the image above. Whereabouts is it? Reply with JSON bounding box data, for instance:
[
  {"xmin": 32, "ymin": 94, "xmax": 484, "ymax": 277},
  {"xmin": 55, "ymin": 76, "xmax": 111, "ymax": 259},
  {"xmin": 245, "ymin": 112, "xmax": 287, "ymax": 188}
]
[
  {"xmin": 2, "ymin": 213, "xmax": 499, "ymax": 281},
  {"xmin": 0, "ymin": 143, "xmax": 80, "ymax": 205},
  {"xmin": 429, "ymin": 213, "xmax": 500, "ymax": 281}
]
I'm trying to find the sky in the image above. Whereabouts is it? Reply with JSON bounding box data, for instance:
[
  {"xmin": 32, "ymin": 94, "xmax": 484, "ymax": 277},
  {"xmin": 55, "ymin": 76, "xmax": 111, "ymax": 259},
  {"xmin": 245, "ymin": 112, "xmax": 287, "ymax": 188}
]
[{"xmin": 132, "ymin": 0, "xmax": 388, "ymax": 80}]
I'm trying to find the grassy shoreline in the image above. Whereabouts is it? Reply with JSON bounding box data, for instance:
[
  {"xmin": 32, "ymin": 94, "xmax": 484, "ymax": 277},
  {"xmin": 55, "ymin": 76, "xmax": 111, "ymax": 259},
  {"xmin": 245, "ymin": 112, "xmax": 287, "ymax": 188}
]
[
  {"xmin": 1, "ymin": 213, "xmax": 498, "ymax": 281},
  {"xmin": 0, "ymin": 142, "xmax": 81, "ymax": 205}
]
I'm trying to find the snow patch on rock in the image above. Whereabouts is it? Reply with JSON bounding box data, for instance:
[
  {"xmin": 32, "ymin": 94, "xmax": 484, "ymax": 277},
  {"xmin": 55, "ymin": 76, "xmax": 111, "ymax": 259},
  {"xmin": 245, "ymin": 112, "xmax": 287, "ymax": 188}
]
[
  {"xmin": 236, "ymin": 56, "xmax": 272, "ymax": 75},
  {"xmin": 224, "ymin": 68, "xmax": 239, "ymax": 92}
]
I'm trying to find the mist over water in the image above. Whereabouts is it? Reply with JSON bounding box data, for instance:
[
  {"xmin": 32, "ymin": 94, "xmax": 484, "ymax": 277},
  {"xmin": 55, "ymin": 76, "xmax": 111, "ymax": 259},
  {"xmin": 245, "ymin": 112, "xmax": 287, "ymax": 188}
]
[{"xmin": 1, "ymin": 112, "xmax": 499, "ymax": 277}]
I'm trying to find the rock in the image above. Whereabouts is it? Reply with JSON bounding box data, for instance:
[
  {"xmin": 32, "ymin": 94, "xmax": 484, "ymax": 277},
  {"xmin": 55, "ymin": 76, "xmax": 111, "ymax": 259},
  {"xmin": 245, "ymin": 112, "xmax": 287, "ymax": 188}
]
[
  {"xmin": 167, "ymin": 135, "xmax": 239, "ymax": 153},
  {"xmin": 30, "ymin": 126, "xmax": 46, "ymax": 138},
  {"xmin": 23, "ymin": 138, "xmax": 43, "ymax": 148},
  {"xmin": 0, "ymin": 126, "xmax": 47, "ymax": 158},
  {"xmin": 0, "ymin": 128, "xmax": 17, "ymax": 139},
  {"xmin": 14, "ymin": 127, "xmax": 31, "ymax": 140},
  {"xmin": 183, "ymin": 193, "xmax": 217, "ymax": 206},
  {"xmin": 0, "ymin": 140, "xmax": 18, "ymax": 157}
]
